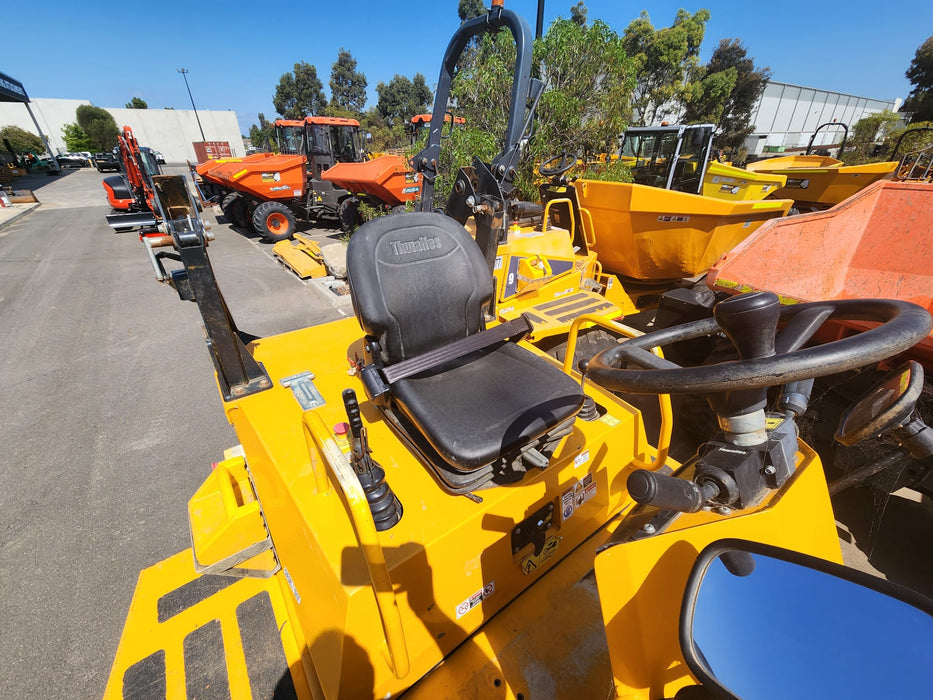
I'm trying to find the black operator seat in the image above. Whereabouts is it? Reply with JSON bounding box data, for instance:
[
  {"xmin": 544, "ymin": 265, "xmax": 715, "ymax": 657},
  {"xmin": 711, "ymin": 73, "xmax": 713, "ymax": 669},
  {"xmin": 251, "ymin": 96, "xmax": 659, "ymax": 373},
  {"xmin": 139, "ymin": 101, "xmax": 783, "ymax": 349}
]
[{"xmin": 347, "ymin": 212, "xmax": 585, "ymax": 480}]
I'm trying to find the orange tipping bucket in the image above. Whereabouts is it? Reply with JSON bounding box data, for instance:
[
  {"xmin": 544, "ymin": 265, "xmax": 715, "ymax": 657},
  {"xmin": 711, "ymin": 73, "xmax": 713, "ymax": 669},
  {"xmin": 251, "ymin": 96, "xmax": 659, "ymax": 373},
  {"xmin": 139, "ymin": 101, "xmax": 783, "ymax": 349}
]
[
  {"xmin": 201, "ymin": 153, "xmax": 307, "ymax": 201},
  {"xmin": 709, "ymin": 180, "xmax": 933, "ymax": 363},
  {"xmin": 321, "ymin": 155, "xmax": 421, "ymax": 206}
]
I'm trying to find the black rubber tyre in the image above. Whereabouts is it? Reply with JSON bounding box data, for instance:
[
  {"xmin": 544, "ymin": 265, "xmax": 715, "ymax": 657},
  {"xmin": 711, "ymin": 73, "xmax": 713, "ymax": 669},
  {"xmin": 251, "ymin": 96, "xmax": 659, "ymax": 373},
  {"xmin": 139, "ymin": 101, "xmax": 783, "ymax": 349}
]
[
  {"xmin": 252, "ymin": 200, "xmax": 296, "ymax": 242},
  {"xmin": 338, "ymin": 196, "xmax": 362, "ymax": 232},
  {"xmin": 221, "ymin": 192, "xmax": 249, "ymax": 228}
]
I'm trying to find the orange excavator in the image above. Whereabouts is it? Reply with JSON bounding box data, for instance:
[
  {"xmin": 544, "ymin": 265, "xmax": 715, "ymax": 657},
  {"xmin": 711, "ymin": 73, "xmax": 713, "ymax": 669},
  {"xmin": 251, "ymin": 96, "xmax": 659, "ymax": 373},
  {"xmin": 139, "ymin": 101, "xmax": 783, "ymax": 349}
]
[
  {"xmin": 194, "ymin": 116, "xmax": 421, "ymax": 239},
  {"xmin": 102, "ymin": 126, "xmax": 164, "ymax": 230}
]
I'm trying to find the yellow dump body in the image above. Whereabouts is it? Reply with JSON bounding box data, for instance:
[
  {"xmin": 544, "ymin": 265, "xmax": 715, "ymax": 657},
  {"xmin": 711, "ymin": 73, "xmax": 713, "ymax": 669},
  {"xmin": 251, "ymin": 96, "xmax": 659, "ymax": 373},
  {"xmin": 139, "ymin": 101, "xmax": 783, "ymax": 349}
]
[
  {"xmin": 572, "ymin": 179, "xmax": 793, "ymax": 281},
  {"xmin": 745, "ymin": 155, "xmax": 897, "ymax": 207},
  {"xmin": 702, "ymin": 161, "xmax": 787, "ymax": 201}
]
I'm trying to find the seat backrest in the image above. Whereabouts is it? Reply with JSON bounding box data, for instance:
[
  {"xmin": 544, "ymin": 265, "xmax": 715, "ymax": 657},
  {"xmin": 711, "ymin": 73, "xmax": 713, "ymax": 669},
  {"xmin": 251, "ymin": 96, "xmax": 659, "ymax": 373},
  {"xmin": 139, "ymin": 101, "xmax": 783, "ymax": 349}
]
[{"xmin": 347, "ymin": 212, "xmax": 493, "ymax": 364}]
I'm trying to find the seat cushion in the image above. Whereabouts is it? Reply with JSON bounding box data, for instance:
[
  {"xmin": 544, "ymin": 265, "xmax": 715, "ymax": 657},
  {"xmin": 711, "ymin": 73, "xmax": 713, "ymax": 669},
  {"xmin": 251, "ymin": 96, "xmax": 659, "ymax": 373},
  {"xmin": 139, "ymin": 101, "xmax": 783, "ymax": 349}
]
[{"xmin": 393, "ymin": 342, "xmax": 585, "ymax": 472}]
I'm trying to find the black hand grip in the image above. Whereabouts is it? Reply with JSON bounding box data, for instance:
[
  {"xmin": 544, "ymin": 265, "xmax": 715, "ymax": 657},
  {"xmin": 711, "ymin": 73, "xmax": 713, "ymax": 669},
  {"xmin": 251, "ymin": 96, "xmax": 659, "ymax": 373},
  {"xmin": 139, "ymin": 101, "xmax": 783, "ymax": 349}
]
[
  {"xmin": 342, "ymin": 388, "xmax": 363, "ymax": 440},
  {"xmin": 628, "ymin": 469, "xmax": 710, "ymax": 513},
  {"xmin": 713, "ymin": 291, "xmax": 781, "ymax": 360},
  {"xmin": 342, "ymin": 388, "xmax": 370, "ymax": 468},
  {"xmin": 627, "ymin": 469, "xmax": 706, "ymax": 513}
]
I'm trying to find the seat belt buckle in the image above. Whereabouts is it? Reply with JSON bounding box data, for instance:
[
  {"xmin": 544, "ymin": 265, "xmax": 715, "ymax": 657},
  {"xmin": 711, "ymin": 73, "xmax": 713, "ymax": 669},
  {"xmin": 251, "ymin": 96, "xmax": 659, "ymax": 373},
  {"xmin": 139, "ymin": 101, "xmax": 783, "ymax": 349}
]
[{"xmin": 360, "ymin": 364, "xmax": 391, "ymax": 406}]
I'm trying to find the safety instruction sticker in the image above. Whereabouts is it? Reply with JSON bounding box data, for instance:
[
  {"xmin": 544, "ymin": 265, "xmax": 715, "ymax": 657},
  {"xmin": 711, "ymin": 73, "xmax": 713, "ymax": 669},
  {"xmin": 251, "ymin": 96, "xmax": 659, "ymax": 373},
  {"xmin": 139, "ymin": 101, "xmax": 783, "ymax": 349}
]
[
  {"xmin": 561, "ymin": 472, "xmax": 597, "ymax": 521},
  {"xmin": 456, "ymin": 581, "xmax": 496, "ymax": 620},
  {"xmin": 764, "ymin": 415, "xmax": 785, "ymax": 430},
  {"xmin": 573, "ymin": 449, "xmax": 590, "ymax": 468},
  {"xmin": 261, "ymin": 171, "xmax": 281, "ymax": 182},
  {"xmin": 600, "ymin": 414, "xmax": 621, "ymax": 428},
  {"xmin": 521, "ymin": 536, "xmax": 561, "ymax": 575}
]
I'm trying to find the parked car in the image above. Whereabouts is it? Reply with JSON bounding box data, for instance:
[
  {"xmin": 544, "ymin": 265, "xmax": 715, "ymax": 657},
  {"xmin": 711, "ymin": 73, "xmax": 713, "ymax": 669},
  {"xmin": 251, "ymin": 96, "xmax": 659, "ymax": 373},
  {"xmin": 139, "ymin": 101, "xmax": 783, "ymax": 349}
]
[
  {"xmin": 94, "ymin": 152, "xmax": 121, "ymax": 173},
  {"xmin": 57, "ymin": 153, "xmax": 91, "ymax": 168},
  {"xmin": 151, "ymin": 150, "xmax": 166, "ymax": 164}
]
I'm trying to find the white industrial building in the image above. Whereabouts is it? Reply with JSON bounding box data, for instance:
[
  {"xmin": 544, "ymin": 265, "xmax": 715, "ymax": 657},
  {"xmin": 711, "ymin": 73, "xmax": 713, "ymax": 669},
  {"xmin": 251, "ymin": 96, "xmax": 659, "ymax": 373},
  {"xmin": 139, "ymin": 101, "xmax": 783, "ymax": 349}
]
[
  {"xmin": 745, "ymin": 80, "xmax": 902, "ymax": 156},
  {"xmin": 0, "ymin": 97, "xmax": 245, "ymax": 163}
]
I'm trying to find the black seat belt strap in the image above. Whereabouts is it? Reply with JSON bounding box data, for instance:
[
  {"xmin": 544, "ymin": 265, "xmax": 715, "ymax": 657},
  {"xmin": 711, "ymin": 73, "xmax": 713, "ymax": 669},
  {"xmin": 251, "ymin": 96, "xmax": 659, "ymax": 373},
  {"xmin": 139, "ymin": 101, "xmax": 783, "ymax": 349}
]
[{"xmin": 383, "ymin": 315, "xmax": 533, "ymax": 384}]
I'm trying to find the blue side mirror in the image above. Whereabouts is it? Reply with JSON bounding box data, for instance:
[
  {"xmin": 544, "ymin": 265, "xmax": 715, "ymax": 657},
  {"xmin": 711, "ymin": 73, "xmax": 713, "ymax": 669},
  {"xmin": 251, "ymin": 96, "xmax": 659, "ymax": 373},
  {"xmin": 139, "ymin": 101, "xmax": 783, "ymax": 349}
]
[{"xmin": 680, "ymin": 539, "xmax": 933, "ymax": 700}]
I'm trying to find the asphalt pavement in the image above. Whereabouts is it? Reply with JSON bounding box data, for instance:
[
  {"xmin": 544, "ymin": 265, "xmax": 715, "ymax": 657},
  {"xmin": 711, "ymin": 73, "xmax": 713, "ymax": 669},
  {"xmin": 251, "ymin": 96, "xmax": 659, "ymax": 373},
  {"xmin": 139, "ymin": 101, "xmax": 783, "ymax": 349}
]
[{"xmin": 0, "ymin": 167, "xmax": 346, "ymax": 699}]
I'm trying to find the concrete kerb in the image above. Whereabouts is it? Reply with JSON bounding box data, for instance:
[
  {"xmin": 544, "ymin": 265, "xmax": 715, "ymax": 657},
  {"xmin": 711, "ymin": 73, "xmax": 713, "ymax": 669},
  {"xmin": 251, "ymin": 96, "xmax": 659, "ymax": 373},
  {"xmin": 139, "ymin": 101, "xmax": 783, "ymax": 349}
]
[{"xmin": 0, "ymin": 201, "xmax": 41, "ymax": 230}]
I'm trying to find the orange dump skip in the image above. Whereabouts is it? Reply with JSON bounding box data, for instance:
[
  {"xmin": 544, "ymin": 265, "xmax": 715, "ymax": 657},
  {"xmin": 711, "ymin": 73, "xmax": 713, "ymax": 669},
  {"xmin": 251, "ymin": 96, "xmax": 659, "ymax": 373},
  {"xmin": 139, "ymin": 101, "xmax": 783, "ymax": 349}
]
[
  {"xmin": 709, "ymin": 180, "xmax": 933, "ymax": 361},
  {"xmin": 321, "ymin": 155, "xmax": 420, "ymax": 206},
  {"xmin": 200, "ymin": 153, "xmax": 307, "ymax": 201}
]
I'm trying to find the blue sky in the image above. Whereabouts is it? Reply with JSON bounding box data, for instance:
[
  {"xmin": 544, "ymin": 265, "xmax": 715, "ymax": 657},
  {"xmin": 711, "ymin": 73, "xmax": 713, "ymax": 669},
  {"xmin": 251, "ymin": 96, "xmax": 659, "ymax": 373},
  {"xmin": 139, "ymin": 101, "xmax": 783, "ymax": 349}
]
[{"xmin": 5, "ymin": 0, "xmax": 931, "ymax": 136}]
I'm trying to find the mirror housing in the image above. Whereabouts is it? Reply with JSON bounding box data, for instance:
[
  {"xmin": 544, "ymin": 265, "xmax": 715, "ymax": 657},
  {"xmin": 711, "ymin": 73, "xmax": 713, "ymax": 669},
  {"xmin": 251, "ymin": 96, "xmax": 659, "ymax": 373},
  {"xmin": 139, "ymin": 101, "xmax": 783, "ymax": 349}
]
[{"xmin": 835, "ymin": 360, "xmax": 924, "ymax": 446}]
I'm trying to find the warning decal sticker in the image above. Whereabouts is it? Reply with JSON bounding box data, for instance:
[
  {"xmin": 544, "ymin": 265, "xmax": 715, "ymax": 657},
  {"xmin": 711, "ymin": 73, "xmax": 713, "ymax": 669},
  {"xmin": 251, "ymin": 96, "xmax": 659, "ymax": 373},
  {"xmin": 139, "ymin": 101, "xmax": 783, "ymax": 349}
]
[
  {"xmin": 455, "ymin": 581, "xmax": 496, "ymax": 620},
  {"xmin": 561, "ymin": 472, "xmax": 597, "ymax": 521},
  {"xmin": 521, "ymin": 536, "xmax": 561, "ymax": 575}
]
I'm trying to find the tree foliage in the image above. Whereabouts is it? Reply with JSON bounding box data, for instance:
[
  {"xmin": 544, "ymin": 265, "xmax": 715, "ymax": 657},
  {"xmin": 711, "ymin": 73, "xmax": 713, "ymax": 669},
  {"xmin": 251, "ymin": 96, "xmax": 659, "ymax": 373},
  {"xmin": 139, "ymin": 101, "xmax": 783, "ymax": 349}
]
[
  {"xmin": 533, "ymin": 18, "xmax": 634, "ymax": 161},
  {"xmin": 904, "ymin": 35, "xmax": 933, "ymax": 122},
  {"xmin": 570, "ymin": 2, "xmax": 588, "ymax": 27},
  {"xmin": 458, "ymin": 0, "xmax": 485, "ymax": 22},
  {"xmin": 681, "ymin": 38, "xmax": 770, "ymax": 151},
  {"xmin": 0, "ymin": 125, "xmax": 45, "ymax": 154},
  {"xmin": 248, "ymin": 113, "xmax": 276, "ymax": 152},
  {"xmin": 681, "ymin": 66, "xmax": 736, "ymax": 125},
  {"xmin": 360, "ymin": 108, "xmax": 402, "ymax": 152},
  {"xmin": 840, "ymin": 109, "xmax": 902, "ymax": 164},
  {"xmin": 125, "ymin": 97, "xmax": 148, "ymax": 109},
  {"xmin": 623, "ymin": 9, "xmax": 710, "ymax": 125},
  {"xmin": 446, "ymin": 17, "xmax": 635, "ymax": 201},
  {"xmin": 376, "ymin": 74, "xmax": 432, "ymax": 126},
  {"xmin": 75, "ymin": 105, "xmax": 119, "ymax": 150},
  {"xmin": 329, "ymin": 49, "xmax": 367, "ymax": 115},
  {"xmin": 274, "ymin": 62, "xmax": 327, "ymax": 119},
  {"xmin": 61, "ymin": 123, "xmax": 93, "ymax": 151}
]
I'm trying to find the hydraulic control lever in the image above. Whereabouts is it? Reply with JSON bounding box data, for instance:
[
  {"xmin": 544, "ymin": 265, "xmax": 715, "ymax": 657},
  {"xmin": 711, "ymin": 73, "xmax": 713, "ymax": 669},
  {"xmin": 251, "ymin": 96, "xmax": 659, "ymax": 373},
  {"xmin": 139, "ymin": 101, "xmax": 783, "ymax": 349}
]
[
  {"xmin": 709, "ymin": 291, "xmax": 782, "ymax": 446},
  {"xmin": 627, "ymin": 469, "xmax": 722, "ymax": 513},
  {"xmin": 342, "ymin": 389, "xmax": 403, "ymax": 531}
]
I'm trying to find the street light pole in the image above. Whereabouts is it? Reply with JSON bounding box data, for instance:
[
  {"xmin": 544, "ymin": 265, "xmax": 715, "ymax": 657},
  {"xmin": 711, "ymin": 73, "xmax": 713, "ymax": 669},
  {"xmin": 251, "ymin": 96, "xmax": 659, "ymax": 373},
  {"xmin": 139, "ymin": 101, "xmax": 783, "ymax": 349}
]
[{"xmin": 177, "ymin": 68, "xmax": 206, "ymax": 141}]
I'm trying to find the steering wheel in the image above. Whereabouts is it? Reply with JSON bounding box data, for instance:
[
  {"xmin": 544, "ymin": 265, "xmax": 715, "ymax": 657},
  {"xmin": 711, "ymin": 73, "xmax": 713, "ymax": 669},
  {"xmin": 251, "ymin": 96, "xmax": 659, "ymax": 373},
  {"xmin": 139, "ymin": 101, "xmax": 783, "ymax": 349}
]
[
  {"xmin": 587, "ymin": 292, "xmax": 932, "ymax": 395},
  {"xmin": 539, "ymin": 152, "xmax": 577, "ymax": 178}
]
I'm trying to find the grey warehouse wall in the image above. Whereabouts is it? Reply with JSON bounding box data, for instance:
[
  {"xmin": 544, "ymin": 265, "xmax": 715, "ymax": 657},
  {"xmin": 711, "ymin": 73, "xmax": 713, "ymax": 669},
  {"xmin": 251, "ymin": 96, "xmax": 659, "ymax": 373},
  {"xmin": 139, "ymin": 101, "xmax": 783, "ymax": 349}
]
[{"xmin": 0, "ymin": 97, "xmax": 245, "ymax": 162}]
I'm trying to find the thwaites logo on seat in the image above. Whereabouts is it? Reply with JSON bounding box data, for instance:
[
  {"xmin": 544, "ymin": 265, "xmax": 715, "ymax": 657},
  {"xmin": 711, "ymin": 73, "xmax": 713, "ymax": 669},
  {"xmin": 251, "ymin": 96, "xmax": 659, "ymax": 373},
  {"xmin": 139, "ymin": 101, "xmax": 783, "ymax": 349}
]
[{"xmin": 388, "ymin": 237, "xmax": 442, "ymax": 255}]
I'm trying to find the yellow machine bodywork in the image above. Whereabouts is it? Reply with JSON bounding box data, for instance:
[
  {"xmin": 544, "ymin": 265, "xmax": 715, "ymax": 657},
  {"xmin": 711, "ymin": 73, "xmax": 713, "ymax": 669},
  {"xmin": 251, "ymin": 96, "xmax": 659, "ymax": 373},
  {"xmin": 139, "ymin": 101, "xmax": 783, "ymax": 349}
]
[
  {"xmin": 595, "ymin": 445, "xmax": 841, "ymax": 700},
  {"xmin": 105, "ymin": 310, "xmax": 844, "ymax": 698},
  {"xmin": 107, "ymin": 316, "xmax": 676, "ymax": 699},
  {"xmin": 702, "ymin": 161, "xmax": 788, "ymax": 201},
  {"xmin": 745, "ymin": 155, "xmax": 898, "ymax": 208},
  {"xmin": 571, "ymin": 178, "xmax": 793, "ymax": 281},
  {"xmin": 490, "ymin": 200, "xmax": 638, "ymax": 342}
]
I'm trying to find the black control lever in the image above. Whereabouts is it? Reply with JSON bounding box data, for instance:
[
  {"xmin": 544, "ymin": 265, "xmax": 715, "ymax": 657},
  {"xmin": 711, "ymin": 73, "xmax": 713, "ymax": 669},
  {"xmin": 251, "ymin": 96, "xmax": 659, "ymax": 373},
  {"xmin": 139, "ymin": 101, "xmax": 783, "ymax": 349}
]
[
  {"xmin": 709, "ymin": 292, "xmax": 783, "ymax": 445},
  {"xmin": 627, "ymin": 469, "xmax": 720, "ymax": 513},
  {"xmin": 342, "ymin": 389, "xmax": 403, "ymax": 531},
  {"xmin": 714, "ymin": 291, "xmax": 781, "ymax": 361}
]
